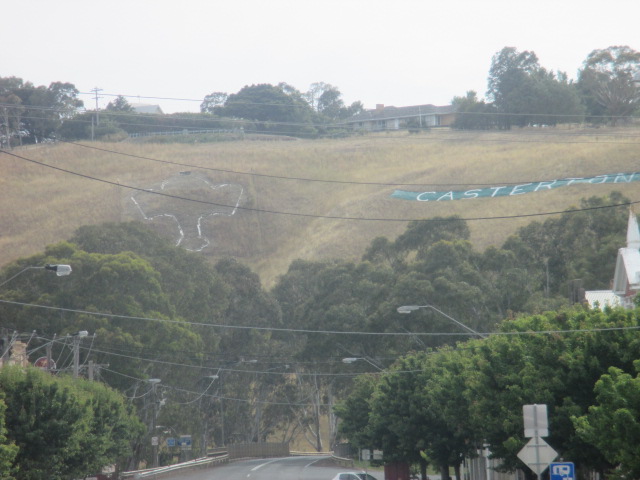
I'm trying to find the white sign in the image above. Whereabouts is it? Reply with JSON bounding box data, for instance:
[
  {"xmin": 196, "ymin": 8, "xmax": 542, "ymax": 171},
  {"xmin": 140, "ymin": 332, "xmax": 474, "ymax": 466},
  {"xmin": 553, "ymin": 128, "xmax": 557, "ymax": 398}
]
[
  {"xmin": 523, "ymin": 404, "xmax": 549, "ymax": 437},
  {"xmin": 517, "ymin": 436, "xmax": 558, "ymax": 477},
  {"xmin": 151, "ymin": 436, "xmax": 158, "ymax": 446}
]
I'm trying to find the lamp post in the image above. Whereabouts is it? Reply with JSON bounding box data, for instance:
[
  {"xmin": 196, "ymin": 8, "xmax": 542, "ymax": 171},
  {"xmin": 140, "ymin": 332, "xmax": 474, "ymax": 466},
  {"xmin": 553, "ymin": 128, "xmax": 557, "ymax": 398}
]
[
  {"xmin": 397, "ymin": 304, "xmax": 486, "ymax": 338},
  {"xmin": 0, "ymin": 264, "xmax": 72, "ymax": 365}
]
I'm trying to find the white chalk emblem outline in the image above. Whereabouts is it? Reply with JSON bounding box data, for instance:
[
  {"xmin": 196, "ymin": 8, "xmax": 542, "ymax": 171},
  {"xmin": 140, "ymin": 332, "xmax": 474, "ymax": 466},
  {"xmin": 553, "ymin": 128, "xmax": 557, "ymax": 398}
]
[{"xmin": 131, "ymin": 171, "xmax": 244, "ymax": 252}]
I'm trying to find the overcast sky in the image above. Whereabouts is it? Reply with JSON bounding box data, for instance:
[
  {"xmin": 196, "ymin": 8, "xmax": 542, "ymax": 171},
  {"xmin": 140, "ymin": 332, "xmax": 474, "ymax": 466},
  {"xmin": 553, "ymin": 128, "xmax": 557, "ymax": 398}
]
[{"xmin": 3, "ymin": 0, "xmax": 639, "ymax": 113}]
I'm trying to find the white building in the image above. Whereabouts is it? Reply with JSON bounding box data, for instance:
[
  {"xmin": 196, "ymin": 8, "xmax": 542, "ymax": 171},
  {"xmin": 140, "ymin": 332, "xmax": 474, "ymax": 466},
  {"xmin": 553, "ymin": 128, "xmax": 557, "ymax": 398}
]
[{"xmin": 584, "ymin": 209, "xmax": 640, "ymax": 309}]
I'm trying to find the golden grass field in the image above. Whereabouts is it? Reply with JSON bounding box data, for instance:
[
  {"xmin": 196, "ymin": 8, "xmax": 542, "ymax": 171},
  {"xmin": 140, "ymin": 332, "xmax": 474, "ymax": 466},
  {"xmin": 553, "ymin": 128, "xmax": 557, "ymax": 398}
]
[{"xmin": 1, "ymin": 126, "xmax": 639, "ymax": 288}]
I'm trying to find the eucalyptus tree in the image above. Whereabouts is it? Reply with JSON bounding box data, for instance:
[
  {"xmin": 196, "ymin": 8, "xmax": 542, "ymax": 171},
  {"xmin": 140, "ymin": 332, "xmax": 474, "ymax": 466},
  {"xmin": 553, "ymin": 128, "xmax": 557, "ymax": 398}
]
[
  {"xmin": 577, "ymin": 45, "xmax": 640, "ymax": 124},
  {"xmin": 214, "ymin": 83, "xmax": 317, "ymax": 136},
  {"xmin": 486, "ymin": 47, "xmax": 584, "ymax": 127}
]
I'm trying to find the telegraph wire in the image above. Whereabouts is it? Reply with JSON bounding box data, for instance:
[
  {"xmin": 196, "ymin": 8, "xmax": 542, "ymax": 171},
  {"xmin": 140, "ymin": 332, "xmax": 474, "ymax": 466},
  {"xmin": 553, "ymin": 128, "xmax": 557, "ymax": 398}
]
[
  {"xmin": 1, "ymin": 148, "xmax": 638, "ymax": 222},
  {"xmin": 0, "ymin": 297, "xmax": 480, "ymax": 336},
  {"xmin": 3, "ymin": 297, "xmax": 640, "ymax": 338}
]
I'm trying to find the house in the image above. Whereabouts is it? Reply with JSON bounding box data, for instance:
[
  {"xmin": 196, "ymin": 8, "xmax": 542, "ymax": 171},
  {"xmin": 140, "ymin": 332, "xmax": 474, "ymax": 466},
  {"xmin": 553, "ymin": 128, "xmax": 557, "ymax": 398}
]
[
  {"xmin": 345, "ymin": 103, "xmax": 456, "ymax": 131},
  {"xmin": 584, "ymin": 209, "xmax": 640, "ymax": 308},
  {"xmin": 130, "ymin": 103, "xmax": 164, "ymax": 115}
]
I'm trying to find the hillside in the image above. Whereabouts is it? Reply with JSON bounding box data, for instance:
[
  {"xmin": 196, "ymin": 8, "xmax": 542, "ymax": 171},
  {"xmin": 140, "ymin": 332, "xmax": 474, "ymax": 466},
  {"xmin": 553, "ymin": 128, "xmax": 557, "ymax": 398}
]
[{"xmin": 1, "ymin": 127, "xmax": 639, "ymax": 287}]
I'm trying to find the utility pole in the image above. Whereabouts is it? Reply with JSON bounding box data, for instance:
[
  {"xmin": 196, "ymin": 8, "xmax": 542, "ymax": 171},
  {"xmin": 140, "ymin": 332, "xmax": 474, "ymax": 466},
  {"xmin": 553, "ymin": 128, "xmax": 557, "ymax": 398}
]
[
  {"xmin": 148, "ymin": 379, "xmax": 162, "ymax": 468},
  {"xmin": 91, "ymin": 87, "xmax": 103, "ymax": 126},
  {"xmin": 87, "ymin": 360, "xmax": 109, "ymax": 381},
  {"xmin": 46, "ymin": 335, "xmax": 55, "ymax": 373},
  {"xmin": 72, "ymin": 331, "xmax": 88, "ymax": 378}
]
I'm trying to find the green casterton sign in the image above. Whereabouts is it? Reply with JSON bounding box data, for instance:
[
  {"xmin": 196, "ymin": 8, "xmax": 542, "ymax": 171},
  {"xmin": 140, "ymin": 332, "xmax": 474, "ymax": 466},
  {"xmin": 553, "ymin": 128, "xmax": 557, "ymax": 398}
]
[{"xmin": 391, "ymin": 172, "xmax": 640, "ymax": 202}]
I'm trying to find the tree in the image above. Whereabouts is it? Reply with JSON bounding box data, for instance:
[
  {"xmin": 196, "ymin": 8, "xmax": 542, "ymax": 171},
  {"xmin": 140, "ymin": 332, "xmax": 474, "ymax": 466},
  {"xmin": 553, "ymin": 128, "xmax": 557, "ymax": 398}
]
[
  {"xmin": 0, "ymin": 394, "xmax": 18, "ymax": 479},
  {"xmin": 0, "ymin": 77, "xmax": 27, "ymax": 148},
  {"xmin": 0, "ymin": 366, "xmax": 142, "ymax": 480},
  {"xmin": 573, "ymin": 364, "xmax": 640, "ymax": 480},
  {"xmin": 106, "ymin": 95, "xmax": 134, "ymax": 112},
  {"xmin": 487, "ymin": 47, "xmax": 540, "ymax": 107},
  {"xmin": 200, "ymin": 92, "xmax": 228, "ymax": 114},
  {"xmin": 334, "ymin": 374, "xmax": 379, "ymax": 448},
  {"xmin": 0, "ymin": 93, "xmax": 23, "ymax": 149},
  {"xmin": 501, "ymin": 192, "xmax": 629, "ymax": 299},
  {"xmin": 317, "ymin": 85, "xmax": 344, "ymax": 118},
  {"xmin": 451, "ymin": 91, "xmax": 498, "ymax": 130},
  {"xmin": 486, "ymin": 47, "xmax": 584, "ymax": 128},
  {"xmin": 578, "ymin": 46, "xmax": 640, "ymax": 124},
  {"xmin": 215, "ymin": 83, "xmax": 316, "ymax": 136}
]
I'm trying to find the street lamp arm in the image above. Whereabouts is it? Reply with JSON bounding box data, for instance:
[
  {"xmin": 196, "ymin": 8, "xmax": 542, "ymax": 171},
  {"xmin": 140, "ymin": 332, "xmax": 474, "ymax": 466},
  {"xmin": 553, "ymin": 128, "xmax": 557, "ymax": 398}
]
[
  {"xmin": 342, "ymin": 357, "xmax": 383, "ymax": 371},
  {"xmin": 0, "ymin": 264, "xmax": 72, "ymax": 289},
  {"xmin": 397, "ymin": 304, "xmax": 486, "ymax": 338}
]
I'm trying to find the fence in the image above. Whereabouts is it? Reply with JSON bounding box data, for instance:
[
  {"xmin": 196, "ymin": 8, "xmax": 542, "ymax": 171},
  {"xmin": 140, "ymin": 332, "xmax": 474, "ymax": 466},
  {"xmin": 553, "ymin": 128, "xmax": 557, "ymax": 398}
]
[{"xmin": 128, "ymin": 129, "xmax": 240, "ymax": 138}]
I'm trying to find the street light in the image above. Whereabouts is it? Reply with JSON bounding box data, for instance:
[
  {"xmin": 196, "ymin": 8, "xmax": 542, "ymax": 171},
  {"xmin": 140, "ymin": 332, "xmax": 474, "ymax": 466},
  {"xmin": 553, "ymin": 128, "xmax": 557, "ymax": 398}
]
[
  {"xmin": 0, "ymin": 263, "xmax": 72, "ymax": 289},
  {"xmin": 0, "ymin": 263, "xmax": 73, "ymax": 366},
  {"xmin": 397, "ymin": 304, "xmax": 486, "ymax": 338}
]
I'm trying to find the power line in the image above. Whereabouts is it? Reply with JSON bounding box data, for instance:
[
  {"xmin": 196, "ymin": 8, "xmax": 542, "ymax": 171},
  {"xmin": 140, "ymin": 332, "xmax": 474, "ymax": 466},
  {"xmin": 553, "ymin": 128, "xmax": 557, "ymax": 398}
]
[
  {"xmin": 1, "ymin": 148, "xmax": 637, "ymax": 222},
  {"xmin": 3, "ymin": 297, "xmax": 640, "ymax": 338}
]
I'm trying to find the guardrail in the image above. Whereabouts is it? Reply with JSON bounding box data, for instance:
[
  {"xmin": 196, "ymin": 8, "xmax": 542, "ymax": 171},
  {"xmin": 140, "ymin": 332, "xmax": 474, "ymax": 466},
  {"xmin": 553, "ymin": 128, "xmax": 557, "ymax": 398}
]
[
  {"xmin": 120, "ymin": 449, "xmax": 346, "ymax": 479},
  {"xmin": 120, "ymin": 454, "xmax": 228, "ymax": 479}
]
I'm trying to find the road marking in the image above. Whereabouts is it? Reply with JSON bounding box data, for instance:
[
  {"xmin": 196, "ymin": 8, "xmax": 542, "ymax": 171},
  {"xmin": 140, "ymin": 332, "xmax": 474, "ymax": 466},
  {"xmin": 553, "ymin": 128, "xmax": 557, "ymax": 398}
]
[{"xmin": 251, "ymin": 458, "xmax": 280, "ymax": 471}]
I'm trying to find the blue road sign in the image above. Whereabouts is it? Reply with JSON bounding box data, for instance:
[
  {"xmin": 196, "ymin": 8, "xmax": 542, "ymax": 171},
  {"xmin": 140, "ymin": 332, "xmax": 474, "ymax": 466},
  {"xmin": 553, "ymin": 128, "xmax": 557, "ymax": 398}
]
[
  {"xmin": 179, "ymin": 435, "xmax": 192, "ymax": 450},
  {"xmin": 166, "ymin": 437, "xmax": 176, "ymax": 447},
  {"xmin": 550, "ymin": 462, "xmax": 575, "ymax": 480}
]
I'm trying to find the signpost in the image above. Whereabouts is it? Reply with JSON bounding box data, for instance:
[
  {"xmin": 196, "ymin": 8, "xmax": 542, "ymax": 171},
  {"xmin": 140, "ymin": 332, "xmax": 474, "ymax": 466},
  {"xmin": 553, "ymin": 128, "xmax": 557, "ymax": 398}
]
[
  {"xmin": 179, "ymin": 435, "xmax": 192, "ymax": 450},
  {"xmin": 517, "ymin": 436, "xmax": 558, "ymax": 478},
  {"xmin": 518, "ymin": 405, "xmax": 558, "ymax": 478}
]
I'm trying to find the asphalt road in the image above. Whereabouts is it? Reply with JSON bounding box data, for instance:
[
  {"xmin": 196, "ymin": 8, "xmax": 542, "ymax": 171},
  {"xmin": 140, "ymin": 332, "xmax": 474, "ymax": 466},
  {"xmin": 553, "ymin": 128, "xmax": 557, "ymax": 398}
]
[{"xmin": 163, "ymin": 455, "xmax": 382, "ymax": 480}]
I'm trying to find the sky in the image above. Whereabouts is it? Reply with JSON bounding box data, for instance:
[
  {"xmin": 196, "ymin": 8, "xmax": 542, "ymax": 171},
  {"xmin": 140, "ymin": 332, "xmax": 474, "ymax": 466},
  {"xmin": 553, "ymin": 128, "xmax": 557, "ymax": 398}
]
[{"xmin": 3, "ymin": 0, "xmax": 640, "ymax": 114}]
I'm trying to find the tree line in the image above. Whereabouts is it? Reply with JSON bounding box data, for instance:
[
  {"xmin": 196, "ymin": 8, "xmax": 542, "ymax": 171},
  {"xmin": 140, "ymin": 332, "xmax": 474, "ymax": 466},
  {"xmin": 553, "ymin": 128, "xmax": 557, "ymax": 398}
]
[
  {"xmin": 0, "ymin": 190, "xmax": 632, "ymax": 477},
  {"xmin": 336, "ymin": 305, "xmax": 640, "ymax": 480},
  {"xmin": 2, "ymin": 45, "xmax": 638, "ymax": 146},
  {"xmin": 452, "ymin": 45, "xmax": 640, "ymax": 129}
]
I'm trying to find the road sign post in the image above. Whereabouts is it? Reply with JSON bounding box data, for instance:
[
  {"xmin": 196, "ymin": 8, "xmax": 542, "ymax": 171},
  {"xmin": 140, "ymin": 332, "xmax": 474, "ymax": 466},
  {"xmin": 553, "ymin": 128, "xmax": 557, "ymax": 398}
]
[
  {"xmin": 518, "ymin": 405, "xmax": 558, "ymax": 478},
  {"xmin": 517, "ymin": 436, "xmax": 558, "ymax": 477}
]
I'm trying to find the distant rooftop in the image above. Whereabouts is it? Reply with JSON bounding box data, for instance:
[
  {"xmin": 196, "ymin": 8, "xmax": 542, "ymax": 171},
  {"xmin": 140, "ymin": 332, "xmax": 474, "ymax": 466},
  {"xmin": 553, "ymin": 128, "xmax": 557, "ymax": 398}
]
[
  {"xmin": 347, "ymin": 103, "xmax": 455, "ymax": 122},
  {"xmin": 131, "ymin": 103, "xmax": 164, "ymax": 115}
]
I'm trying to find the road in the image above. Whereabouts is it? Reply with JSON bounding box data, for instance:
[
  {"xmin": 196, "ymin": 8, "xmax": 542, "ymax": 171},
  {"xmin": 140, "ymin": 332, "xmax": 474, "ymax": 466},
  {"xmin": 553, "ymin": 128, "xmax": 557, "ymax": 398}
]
[{"xmin": 161, "ymin": 455, "xmax": 382, "ymax": 480}]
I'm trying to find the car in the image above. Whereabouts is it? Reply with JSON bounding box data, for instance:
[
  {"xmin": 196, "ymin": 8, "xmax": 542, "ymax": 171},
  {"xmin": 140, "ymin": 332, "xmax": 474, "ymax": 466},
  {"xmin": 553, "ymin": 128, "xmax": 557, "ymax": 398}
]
[{"xmin": 331, "ymin": 473, "xmax": 378, "ymax": 480}]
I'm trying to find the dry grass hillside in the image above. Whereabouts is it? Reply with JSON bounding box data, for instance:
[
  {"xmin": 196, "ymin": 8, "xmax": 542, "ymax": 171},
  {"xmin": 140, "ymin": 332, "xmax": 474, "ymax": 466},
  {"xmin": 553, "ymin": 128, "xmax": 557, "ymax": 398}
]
[{"xmin": 1, "ymin": 126, "xmax": 639, "ymax": 288}]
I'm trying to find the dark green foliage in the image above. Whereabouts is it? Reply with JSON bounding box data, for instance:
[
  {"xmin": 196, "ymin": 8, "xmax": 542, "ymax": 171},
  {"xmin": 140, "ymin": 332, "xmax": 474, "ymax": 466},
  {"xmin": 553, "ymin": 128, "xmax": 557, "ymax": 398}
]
[
  {"xmin": 451, "ymin": 91, "xmax": 499, "ymax": 130},
  {"xmin": 0, "ymin": 366, "xmax": 142, "ymax": 480},
  {"xmin": 485, "ymin": 47, "xmax": 585, "ymax": 128},
  {"xmin": 0, "ymin": 77, "xmax": 82, "ymax": 145},
  {"xmin": 214, "ymin": 83, "xmax": 318, "ymax": 137},
  {"xmin": 502, "ymin": 192, "xmax": 629, "ymax": 296},
  {"xmin": 577, "ymin": 46, "xmax": 640, "ymax": 124}
]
